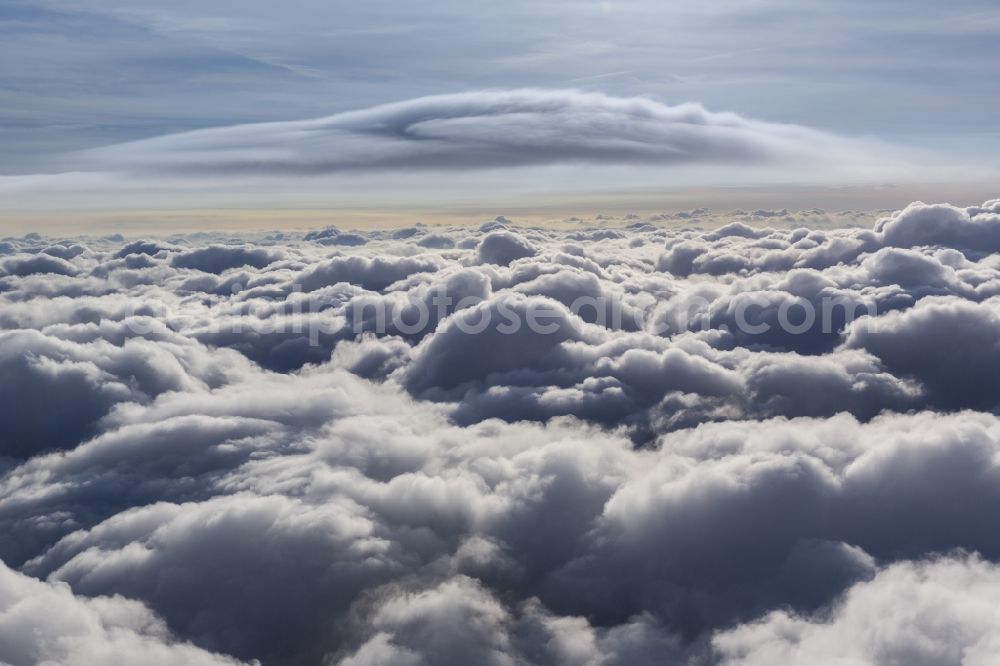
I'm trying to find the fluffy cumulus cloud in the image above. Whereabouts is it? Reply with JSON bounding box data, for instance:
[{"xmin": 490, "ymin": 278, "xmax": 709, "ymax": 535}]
[
  {"xmin": 1, "ymin": 197, "xmax": 1000, "ymax": 664},
  {"xmin": 713, "ymin": 555, "xmax": 1000, "ymax": 666},
  {"xmin": 0, "ymin": 560, "xmax": 248, "ymax": 666},
  {"xmin": 79, "ymin": 90, "xmax": 880, "ymax": 177}
]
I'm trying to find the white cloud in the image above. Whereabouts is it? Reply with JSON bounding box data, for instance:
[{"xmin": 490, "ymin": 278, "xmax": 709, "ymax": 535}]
[
  {"xmin": 83, "ymin": 90, "xmax": 883, "ymax": 177},
  {"xmin": 0, "ymin": 559, "xmax": 248, "ymax": 666},
  {"xmin": 0, "ymin": 197, "xmax": 999, "ymax": 664},
  {"xmin": 714, "ymin": 555, "xmax": 1000, "ymax": 666}
]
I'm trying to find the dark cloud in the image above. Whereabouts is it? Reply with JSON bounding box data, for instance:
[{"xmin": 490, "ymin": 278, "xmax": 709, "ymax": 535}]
[
  {"xmin": 476, "ymin": 231, "xmax": 537, "ymax": 266},
  {"xmin": 845, "ymin": 296, "xmax": 1000, "ymax": 409},
  {"xmin": 171, "ymin": 245, "xmax": 283, "ymax": 274},
  {"xmin": 1, "ymin": 253, "xmax": 79, "ymax": 277},
  {"xmin": 416, "ymin": 234, "xmax": 456, "ymax": 249},
  {"xmin": 404, "ymin": 294, "xmax": 593, "ymax": 394},
  {"xmin": 320, "ymin": 233, "xmax": 370, "ymax": 247},
  {"xmin": 298, "ymin": 255, "xmax": 444, "ymax": 292},
  {"xmin": 116, "ymin": 240, "xmax": 177, "ymax": 259}
]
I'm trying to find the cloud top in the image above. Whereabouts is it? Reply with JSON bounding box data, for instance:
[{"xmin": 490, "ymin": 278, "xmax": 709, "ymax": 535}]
[{"xmin": 2, "ymin": 198, "xmax": 1000, "ymax": 664}]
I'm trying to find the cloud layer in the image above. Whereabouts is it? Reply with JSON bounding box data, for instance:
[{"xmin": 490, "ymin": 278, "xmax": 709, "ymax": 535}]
[
  {"xmin": 2, "ymin": 197, "xmax": 1000, "ymax": 664},
  {"xmin": 83, "ymin": 90, "xmax": 877, "ymax": 177}
]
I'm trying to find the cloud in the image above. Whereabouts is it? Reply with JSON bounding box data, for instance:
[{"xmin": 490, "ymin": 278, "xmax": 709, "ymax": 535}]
[
  {"xmin": 713, "ymin": 554, "xmax": 1000, "ymax": 666},
  {"xmin": 844, "ymin": 296, "xmax": 1000, "ymax": 409},
  {"xmin": 476, "ymin": 231, "xmax": 537, "ymax": 266},
  {"xmin": 298, "ymin": 255, "xmax": 445, "ymax": 292},
  {"xmin": 876, "ymin": 200, "xmax": 1000, "ymax": 255},
  {"xmin": 403, "ymin": 293, "xmax": 597, "ymax": 394},
  {"xmin": 0, "ymin": 559, "xmax": 248, "ymax": 666},
  {"xmin": 334, "ymin": 576, "xmax": 689, "ymax": 666},
  {"xmin": 1, "ymin": 253, "xmax": 80, "ymax": 277},
  {"xmin": 0, "ymin": 325, "xmax": 249, "ymax": 458},
  {"xmin": 1, "ymin": 196, "xmax": 999, "ymax": 665},
  {"xmin": 80, "ymin": 90, "xmax": 880, "ymax": 177},
  {"xmin": 171, "ymin": 245, "xmax": 283, "ymax": 274}
]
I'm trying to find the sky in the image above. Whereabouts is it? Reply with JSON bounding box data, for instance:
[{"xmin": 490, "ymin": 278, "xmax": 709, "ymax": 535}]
[{"xmin": 2, "ymin": 0, "xmax": 999, "ymax": 230}]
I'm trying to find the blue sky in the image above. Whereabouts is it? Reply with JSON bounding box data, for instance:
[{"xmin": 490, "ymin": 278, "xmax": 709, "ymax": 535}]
[{"xmin": 2, "ymin": 0, "xmax": 998, "ymax": 227}]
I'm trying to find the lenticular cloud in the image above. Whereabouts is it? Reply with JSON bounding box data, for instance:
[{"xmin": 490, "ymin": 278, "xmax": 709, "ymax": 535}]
[
  {"xmin": 83, "ymin": 89, "xmax": 874, "ymax": 176},
  {"xmin": 2, "ymin": 198, "xmax": 1000, "ymax": 665}
]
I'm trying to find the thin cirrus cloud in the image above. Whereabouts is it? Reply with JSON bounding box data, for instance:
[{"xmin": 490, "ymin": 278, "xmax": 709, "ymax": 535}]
[{"xmin": 81, "ymin": 89, "xmax": 885, "ymax": 177}]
